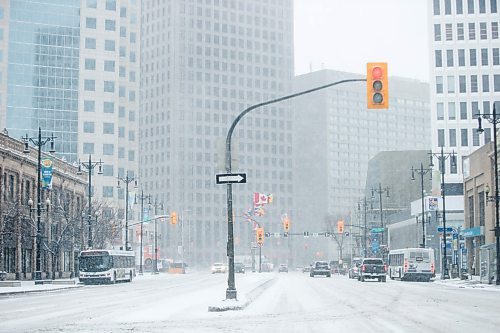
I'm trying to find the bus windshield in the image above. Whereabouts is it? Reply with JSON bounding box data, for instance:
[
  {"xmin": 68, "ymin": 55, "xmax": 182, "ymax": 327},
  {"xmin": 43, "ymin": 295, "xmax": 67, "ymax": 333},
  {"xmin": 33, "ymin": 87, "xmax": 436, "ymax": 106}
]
[{"xmin": 80, "ymin": 255, "xmax": 111, "ymax": 272}]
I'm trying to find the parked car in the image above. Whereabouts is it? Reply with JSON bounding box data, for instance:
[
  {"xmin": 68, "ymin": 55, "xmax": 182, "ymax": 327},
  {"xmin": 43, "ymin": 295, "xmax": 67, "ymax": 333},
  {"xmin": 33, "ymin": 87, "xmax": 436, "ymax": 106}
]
[
  {"xmin": 234, "ymin": 262, "xmax": 245, "ymax": 274},
  {"xmin": 278, "ymin": 264, "xmax": 288, "ymax": 273},
  {"xmin": 302, "ymin": 265, "xmax": 311, "ymax": 273},
  {"xmin": 211, "ymin": 262, "xmax": 227, "ymax": 274},
  {"xmin": 310, "ymin": 261, "xmax": 331, "ymax": 277}
]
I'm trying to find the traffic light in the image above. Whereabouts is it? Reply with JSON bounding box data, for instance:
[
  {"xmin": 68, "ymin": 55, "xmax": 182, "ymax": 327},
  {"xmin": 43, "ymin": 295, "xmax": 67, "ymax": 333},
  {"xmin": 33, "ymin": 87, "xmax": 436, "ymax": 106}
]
[
  {"xmin": 256, "ymin": 227, "xmax": 264, "ymax": 245},
  {"xmin": 170, "ymin": 211, "xmax": 178, "ymax": 225},
  {"xmin": 337, "ymin": 220, "xmax": 344, "ymax": 234},
  {"xmin": 283, "ymin": 216, "xmax": 290, "ymax": 232},
  {"xmin": 367, "ymin": 62, "xmax": 388, "ymax": 109}
]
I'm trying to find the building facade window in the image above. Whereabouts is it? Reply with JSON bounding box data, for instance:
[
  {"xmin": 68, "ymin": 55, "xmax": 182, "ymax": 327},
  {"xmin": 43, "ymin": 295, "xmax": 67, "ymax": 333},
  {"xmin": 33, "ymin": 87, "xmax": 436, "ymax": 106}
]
[
  {"xmin": 461, "ymin": 128, "xmax": 468, "ymax": 146},
  {"xmin": 83, "ymin": 122, "xmax": 95, "ymax": 133},
  {"xmin": 434, "ymin": 24, "xmax": 441, "ymax": 41}
]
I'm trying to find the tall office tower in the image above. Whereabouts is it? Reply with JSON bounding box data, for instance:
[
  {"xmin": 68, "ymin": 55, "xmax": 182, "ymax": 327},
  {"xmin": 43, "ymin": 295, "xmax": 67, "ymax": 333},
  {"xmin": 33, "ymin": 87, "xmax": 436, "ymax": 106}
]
[
  {"xmin": 1, "ymin": 0, "xmax": 140, "ymax": 237},
  {"xmin": 0, "ymin": 5, "xmax": 8, "ymax": 131},
  {"xmin": 429, "ymin": 0, "xmax": 500, "ymax": 191},
  {"xmin": 140, "ymin": 0, "xmax": 294, "ymax": 266},
  {"xmin": 293, "ymin": 70, "xmax": 430, "ymax": 244}
]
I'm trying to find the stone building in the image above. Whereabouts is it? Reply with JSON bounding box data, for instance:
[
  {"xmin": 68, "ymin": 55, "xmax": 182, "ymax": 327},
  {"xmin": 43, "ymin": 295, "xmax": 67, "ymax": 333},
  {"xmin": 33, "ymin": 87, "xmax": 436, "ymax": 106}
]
[{"xmin": 0, "ymin": 132, "xmax": 86, "ymax": 280}]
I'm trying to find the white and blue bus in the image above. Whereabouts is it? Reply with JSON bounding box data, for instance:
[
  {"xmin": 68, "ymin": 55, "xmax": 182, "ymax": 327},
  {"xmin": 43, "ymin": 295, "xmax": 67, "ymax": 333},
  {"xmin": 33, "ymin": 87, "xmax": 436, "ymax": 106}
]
[
  {"xmin": 79, "ymin": 250, "xmax": 136, "ymax": 284},
  {"xmin": 388, "ymin": 248, "xmax": 435, "ymax": 282}
]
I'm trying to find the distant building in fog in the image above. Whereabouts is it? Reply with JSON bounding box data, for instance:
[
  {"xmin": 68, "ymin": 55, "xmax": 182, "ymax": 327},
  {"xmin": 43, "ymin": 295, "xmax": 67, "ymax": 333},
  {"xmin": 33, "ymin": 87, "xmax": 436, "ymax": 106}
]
[{"xmin": 293, "ymin": 69, "xmax": 431, "ymax": 234}]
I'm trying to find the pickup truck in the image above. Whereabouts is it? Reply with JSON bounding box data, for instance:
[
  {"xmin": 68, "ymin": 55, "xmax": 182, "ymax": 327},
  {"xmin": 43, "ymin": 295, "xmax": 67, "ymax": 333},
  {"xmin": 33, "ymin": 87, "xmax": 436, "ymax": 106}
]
[{"xmin": 358, "ymin": 258, "xmax": 386, "ymax": 282}]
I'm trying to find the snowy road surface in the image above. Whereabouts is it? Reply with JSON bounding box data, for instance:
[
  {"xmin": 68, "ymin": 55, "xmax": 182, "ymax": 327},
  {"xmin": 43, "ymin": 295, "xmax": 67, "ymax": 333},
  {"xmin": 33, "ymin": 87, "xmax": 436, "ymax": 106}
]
[{"xmin": 0, "ymin": 271, "xmax": 498, "ymax": 333}]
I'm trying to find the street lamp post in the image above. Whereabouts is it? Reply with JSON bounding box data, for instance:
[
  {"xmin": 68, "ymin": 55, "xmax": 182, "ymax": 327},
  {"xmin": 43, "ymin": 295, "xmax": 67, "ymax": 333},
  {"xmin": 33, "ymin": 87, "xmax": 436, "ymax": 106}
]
[
  {"xmin": 357, "ymin": 198, "xmax": 368, "ymax": 257},
  {"xmin": 136, "ymin": 190, "xmax": 151, "ymax": 275},
  {"xmin": 371, "ymin": 183, "xmax": 389, "ymax": 255},
  {"xmin": 151, "ymin": 199, "xmax": 164, "ymax": 274},
  {"xmin": 429, "ymin": 146, "xmax": 456, "ymax": 280},
  {"xmin": 22, "ymin": 127, "xmax": 56, "ymax": 282},
  {"xmin": 477, "ymin": 102, "xmax": 500, "ymax": 285},
  {"xmin": 411, "ymin": 163, "xmax": 433, "ymax": 248},
  {"xmin": 117, "ymin": 172, "xmax": 137, "ymax": 251},
  {"xmin": 77, "ymin": 155, "xmax": 103, "ymax": 249}
]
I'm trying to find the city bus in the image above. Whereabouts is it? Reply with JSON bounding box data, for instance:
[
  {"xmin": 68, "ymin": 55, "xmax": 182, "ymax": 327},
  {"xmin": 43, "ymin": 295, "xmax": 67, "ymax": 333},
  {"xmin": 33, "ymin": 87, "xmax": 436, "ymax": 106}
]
[
  {"xmin": 79, "ymin": 249, "xmax": 136, "ymax": 284},
  {"xmin": 388, "ymin": 248, "xmax": 435, "ymax": 282}
]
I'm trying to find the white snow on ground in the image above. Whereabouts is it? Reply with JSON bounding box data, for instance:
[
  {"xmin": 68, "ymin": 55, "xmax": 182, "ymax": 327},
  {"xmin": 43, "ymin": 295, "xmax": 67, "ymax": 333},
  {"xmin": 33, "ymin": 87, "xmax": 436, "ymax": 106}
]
[{"xmin": 2, "ymin": 272, "xmax": 500, "ymax": 333}]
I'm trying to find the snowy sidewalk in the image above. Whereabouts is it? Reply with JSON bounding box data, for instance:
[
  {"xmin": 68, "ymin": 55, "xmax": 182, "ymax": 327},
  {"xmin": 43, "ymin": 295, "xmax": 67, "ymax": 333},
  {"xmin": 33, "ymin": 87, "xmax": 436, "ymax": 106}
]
[
  {"xmin": 432, "ymin": 275, "xmax": 500, "ymax": 291},
  {"xmin": 0, "ymin": 279, "xmax": 82, "ymax": 296}
]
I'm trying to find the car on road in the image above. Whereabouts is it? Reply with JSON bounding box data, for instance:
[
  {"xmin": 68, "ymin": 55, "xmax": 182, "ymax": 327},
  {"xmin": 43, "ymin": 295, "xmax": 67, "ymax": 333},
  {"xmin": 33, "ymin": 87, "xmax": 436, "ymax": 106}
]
[
  {"xmin": 302, "ymin": 265, "xmax": 311, "ymax": 273},
  {"xmin": 211, "ymin": 262, "xmax": 227, "ymax": 274},
  {"xmin": 234, "ymin": 262, "xmax": 245, "ymax": 274},
  {"xmin": 310, "ymin": 261, "xmax": 331, "ymax": 277},
  {"xmin": 278, "ymin": 264, "xmax": 288, "ymax": 273},
  {"xmin": 358, "ymin": 258, "xmax": 387, "ymax": 282}
]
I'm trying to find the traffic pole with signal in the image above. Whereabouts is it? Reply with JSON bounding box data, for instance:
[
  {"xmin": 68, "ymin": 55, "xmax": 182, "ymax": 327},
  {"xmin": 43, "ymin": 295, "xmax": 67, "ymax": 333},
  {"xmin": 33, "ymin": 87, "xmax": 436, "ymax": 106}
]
[
  {"xmin": 256, "ymin": 227, "xmax": 264, "ymax": 273},
  {"xmin": 367, "ymin": 62, "xmax": 388, "ymax": 109}
]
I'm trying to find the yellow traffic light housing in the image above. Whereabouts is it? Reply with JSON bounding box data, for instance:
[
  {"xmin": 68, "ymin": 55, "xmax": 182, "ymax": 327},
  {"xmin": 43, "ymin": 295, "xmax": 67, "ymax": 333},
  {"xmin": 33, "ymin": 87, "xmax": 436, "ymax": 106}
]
[
  {"xmin": 170, "ymin": 211, "xmax": 178, "ymax": 225},
  {"xmin": 283, "ymin": 216, "xmax": 290, "ymax": 232},
  {"xmin": 337, "ymin": 220, "xmax": 344, "ymax": 234},
  {"xmin": 367, "ymin": 62, "xmax": 389, "ymax": 109},
  {"xmin": 256, "ymin": 227, "xmax": 264, "ymax": 245}
]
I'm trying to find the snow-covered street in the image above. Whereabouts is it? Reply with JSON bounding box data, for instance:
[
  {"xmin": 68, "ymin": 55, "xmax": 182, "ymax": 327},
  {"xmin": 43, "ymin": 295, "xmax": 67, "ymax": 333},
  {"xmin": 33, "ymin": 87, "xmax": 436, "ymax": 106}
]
[{"xmin": 1, "ymin": 271, "xmax": 498, "ymax": 333}]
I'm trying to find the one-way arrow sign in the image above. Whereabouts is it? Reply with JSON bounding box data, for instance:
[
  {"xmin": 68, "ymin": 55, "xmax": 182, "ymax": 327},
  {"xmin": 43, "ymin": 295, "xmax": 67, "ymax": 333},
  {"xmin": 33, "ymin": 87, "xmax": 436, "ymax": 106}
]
[{"xmin": 215, "ymin": 173, "xmax": 247, "ymax": 184}]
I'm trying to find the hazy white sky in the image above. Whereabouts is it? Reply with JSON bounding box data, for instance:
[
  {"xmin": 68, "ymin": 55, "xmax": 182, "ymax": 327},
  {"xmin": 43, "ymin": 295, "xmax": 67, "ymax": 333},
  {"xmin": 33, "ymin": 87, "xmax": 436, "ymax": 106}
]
[{"xmin": 294, "ymin": 0, "xmax": 430, "ymax": 82}]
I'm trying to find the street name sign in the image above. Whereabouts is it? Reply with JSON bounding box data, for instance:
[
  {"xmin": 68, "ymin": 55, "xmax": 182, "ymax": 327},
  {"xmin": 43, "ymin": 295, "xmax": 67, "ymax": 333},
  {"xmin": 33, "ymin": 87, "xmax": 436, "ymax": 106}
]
[{"xmin": 215, "ymin": 173, "xmax": 247, "ymax": 184}]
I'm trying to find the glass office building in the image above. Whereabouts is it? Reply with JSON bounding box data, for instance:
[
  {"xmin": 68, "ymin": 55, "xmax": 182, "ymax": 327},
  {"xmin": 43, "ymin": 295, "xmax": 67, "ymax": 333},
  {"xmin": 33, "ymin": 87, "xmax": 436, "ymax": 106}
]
[{"xmin": 6, "ymin": 0, "xmax": 80, "ymax": 162}]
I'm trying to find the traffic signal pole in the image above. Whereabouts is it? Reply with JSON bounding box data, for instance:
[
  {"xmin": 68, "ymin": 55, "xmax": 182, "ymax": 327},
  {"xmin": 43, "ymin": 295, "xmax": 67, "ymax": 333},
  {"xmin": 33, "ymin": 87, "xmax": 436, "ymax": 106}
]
[{"xmin": 224, "ymin": 78, "xmax": 366, "ymax": 300}]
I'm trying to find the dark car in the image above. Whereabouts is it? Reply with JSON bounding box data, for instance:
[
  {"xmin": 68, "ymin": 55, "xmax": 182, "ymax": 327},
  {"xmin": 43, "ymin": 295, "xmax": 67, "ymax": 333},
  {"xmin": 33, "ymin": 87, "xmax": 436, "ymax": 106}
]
[
  {"xmin": 235, "ymin": 262, "xmax": 245, "ymax": 274},
  {"xmin": 278, "ymin": 264, "xmax": 288, "ymax": 273},
  {"xmin": 310, "ymin": 261, "xmax": 331, "ymax": 277}
]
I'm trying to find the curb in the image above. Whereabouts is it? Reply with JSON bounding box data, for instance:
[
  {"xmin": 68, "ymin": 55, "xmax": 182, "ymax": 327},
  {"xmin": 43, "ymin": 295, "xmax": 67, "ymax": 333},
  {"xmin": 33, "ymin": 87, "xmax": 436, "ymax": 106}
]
[
  {"xmin": 0, "ymin": 284, "xmax": 84, "ymax": 297},
  {"xmin": 208, "ymin": 276, "xmax": 276, "ymax": 312}
]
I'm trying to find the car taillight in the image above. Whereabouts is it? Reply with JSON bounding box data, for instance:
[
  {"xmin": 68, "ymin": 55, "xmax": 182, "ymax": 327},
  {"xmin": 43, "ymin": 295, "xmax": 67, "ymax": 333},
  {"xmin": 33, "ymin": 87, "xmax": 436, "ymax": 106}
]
[
  {"xmin": 431, "ymin": 262, "xmax": 435, "ymax": 273},
  {"xmin": 384, "ymin": 264, "xmax": 388, "ymax": 272},
  {"xmin": 404, "ymin": 259, "xmax": 408, "ymax": 272},
  {"xmin": 362, "ymin": 264, "xmax": 366, "ymax": 272}
]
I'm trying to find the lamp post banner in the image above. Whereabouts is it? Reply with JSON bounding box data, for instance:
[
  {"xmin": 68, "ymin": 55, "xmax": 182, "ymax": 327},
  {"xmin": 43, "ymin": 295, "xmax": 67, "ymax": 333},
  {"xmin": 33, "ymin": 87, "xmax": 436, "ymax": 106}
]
[
  {"xmin": 428, "ymin": 197, "xmax": 439, "ymax": 211},
  {"xmin": 41, "ymin": 158, "xmax": 53, "ymax": 189}
]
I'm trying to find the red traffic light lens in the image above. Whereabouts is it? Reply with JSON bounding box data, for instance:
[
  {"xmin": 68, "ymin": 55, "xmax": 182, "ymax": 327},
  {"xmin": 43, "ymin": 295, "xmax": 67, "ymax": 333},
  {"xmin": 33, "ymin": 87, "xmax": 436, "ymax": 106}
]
[{"xmin": 372, "ymin": 66, "xmax": 383, "ymax": 79}]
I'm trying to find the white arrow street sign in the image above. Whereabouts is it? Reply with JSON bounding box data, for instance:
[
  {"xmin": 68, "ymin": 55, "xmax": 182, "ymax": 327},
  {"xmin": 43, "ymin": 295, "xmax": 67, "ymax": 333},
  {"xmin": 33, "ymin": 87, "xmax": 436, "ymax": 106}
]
[{"xmin": 215, "ymin": 173, "xmax": 247, "ymax": 184}]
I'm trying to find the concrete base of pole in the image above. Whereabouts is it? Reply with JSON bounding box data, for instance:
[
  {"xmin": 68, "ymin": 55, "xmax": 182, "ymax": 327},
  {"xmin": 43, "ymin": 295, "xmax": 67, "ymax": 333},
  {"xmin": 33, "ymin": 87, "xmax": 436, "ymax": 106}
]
[{"xmin": 226, "ymin": 288, "xmax": 237, "ymax": 300}]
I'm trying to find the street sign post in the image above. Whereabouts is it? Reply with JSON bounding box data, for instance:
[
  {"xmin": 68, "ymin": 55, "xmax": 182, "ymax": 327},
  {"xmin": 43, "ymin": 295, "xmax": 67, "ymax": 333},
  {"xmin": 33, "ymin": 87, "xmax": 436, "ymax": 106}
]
[{"xmin": 215, "ymin": 173, "xmax": 247, "ymax": 184}]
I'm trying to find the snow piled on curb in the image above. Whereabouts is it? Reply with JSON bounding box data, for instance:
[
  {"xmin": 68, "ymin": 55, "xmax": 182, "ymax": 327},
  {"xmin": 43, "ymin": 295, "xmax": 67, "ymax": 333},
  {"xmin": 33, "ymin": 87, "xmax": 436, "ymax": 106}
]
[{"xmin": 207, "ymin": 275, "xmax": 276, "ymax": 312}]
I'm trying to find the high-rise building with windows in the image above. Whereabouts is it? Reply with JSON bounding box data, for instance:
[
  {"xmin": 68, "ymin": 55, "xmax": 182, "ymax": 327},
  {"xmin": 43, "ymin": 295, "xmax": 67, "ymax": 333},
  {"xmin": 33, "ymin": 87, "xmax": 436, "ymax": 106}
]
[
  {"xmin": 1, "ymin": 0, "xmax": 140, "ymax": 239},
  {"xmin": 428, "ymin": 0, "xmax": 500, "ymax": 246},
  {"xmin": 140, "ymin": 0, "xmax": 294, "ymax": 266},
  {"xmin": 429, "ymin": 0, "xmax": 500, "ymax": 186}
]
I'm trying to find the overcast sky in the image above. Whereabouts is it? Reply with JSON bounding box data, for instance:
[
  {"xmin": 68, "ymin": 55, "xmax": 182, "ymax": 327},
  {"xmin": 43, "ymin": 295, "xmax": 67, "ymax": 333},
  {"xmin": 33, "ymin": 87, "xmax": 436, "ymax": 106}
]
[{"xmin": 294, "ymin": 0, "xmax": 430, "ymax": 82}]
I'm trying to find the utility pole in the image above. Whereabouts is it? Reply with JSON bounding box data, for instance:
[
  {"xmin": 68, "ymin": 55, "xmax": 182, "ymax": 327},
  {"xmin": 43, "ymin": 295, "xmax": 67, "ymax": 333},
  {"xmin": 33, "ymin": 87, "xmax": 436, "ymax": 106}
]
[{"xmin": 411, "ymin": 162, "xmax": 432, "ymax": 248}]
